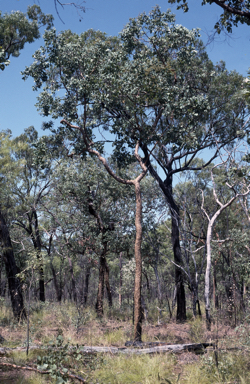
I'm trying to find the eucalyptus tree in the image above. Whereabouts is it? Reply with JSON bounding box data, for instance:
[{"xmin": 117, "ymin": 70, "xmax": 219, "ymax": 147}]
[
  {"xmin": 199, "ymin": 147, "xmax": 250, "ymax": 329},
  {"xmin": 168, "ymin": 0, "xmax": 250, "ymax": 33},
  {"xmin": 8, "ymin": 127, "xmax": 59, "ymax": 302},
  {"xmin": 0, "ymin": 5, "xmax": 53, "ymax": 70},
  {"xmin": 22, "ymin": 6, "xmax": 249, "ymax": 327},
  {"xmin": 0, "ymin": 130, "xmax": 26, "ymax": 320},
  {"xmin": 106, "ymin": 11, "xmax": 249, "ymax": 321}
]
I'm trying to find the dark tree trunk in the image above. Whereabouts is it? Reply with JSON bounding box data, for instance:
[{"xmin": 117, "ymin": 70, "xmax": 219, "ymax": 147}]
[
  {"xmin": 104, "ymin": 260, "xmax": 112, "ymax": 307},
  {"xmin": 27, "ymin": 209, "xmax": 45, "ymax": 302},
  {"xmin": 166, "ymin": 177, "xmax": 186, "ymax": 322},
  {"xmin": 133, "ymin": 180, "xmax": 143, "ymax": 342},
  {"xmin": 96, "ymin": 253, "xmax": 106, "ymax": 316},
  {"xmin": 142, "ymin": 145, "xmax": 186, "ymax": 322},
  {"xmin": 84, "ymin": 266, "xmax": 91, "ymax": 304},
  {"xmin": 0, "ymin": 208, "xmax": 26, "ymax": 320}
]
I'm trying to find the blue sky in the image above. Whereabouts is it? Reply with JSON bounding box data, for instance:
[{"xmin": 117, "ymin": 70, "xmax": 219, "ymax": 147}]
[{"xmin": 1, "ymin": 0, "xmax": 250, "ymax": 138}]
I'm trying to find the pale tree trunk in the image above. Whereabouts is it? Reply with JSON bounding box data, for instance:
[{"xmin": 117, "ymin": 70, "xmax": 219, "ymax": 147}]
[
  {"xmin": 200, "ymin": 160, "xmax": 249, "ymax": 330},
  {"xmin": 205, "ymin": 222, "xmax": 213, "ymax": 330}
]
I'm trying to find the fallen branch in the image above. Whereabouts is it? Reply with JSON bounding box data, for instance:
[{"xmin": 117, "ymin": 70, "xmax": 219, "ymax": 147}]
[
  {"xmin": 0, "ymin": 342, "xmax": 213, "ymax": 356},
  {"xmin": 0, "ymin": 362, "xmax": 86, "ymax": 382}
]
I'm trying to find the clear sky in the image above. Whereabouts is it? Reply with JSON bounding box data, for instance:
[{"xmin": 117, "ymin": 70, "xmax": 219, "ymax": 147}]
[{"xmin": 1, "ymin": 0, "xmax": 250, "ymax": 138}]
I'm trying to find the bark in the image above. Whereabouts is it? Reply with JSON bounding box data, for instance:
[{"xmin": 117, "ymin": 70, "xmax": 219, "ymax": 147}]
[
  {"xmin": 83, "ymin": 266, "xmax": 91, "ymax": 304},
  {"xmin": 104, "ymin": 260, "xmax": 112, "ymax": 307},
  {"xmin": 133, "ymin": 180, "xmax": 143, "ymax": 341},
  {"xmin": 26, "ymin": 209, "xmax": 45, "ymax": 302},
  {"xmin": 0, "ymin": 208, "xmax": 26, "ymax": 320}
]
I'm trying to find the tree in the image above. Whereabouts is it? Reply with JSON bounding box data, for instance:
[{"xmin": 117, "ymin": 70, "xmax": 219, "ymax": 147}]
[
  {"xmin": 0, "ymin": 5, "xmax": 53, "ymax": 70},
  {"xmin": 200, "ymin": 145, "xmax": 250, "ymax": 329},
  {"xmin": 0, "ymin": 131, "xmax": 26, "ymax": 320},
  {"xmin": 22, "ymin": 7, "xmax": 249, "ymax": 326},
  {"xmin": 168, "ymin": 0, "xmax": 250, "ymax": 33}
]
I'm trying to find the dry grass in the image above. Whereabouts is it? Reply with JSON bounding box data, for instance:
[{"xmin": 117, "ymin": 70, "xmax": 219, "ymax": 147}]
[{"xmin": 0, "ymin": 301, "xmax": 250, "ymax": 383}]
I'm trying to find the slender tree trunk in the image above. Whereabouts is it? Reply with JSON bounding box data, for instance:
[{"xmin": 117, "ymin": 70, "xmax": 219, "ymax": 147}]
[
  {"xmin": 0, "ymin": 208, "xmax": 26, "ymax": 320},
  {"xmin": 205, "ymin": 223, "xmax": 212, "ymax": 330},
  {"xmin": 96, "ymin": 253, "xmax": 106, "ymax": 316},
  {"xmin": 133, "ymin": 180, "xmax": 143, "ymax": 342},
  {"xmin": 104, "ymin": 259, "xmax": 112, "ymax": 307},
  {"xmin": 32, "ymin": 210, "xmax": 45, "ymax": 302},
  {"xmin": 119, "ymin": 252, "xmax": 122, "ymax": 307},
  {"xmin": 84, "ymin": 266, "xmax": 91, "ymax": 304},
  {"xmin": 170, "ymin": 201, "xmax": 186, "ymax": 321}
]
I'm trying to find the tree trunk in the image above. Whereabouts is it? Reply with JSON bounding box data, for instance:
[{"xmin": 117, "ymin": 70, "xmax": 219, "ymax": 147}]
[
  {"xmin": 84, "ymin": 266, "xmax": 91, "ymax": 304},
  {"xmin": 96, "ymin": 254, "xmax": 106, "ymax": 316},
  {"xmin": 133, "ymin": 181, "xmax": 143, "ymax": 342},
  {"xmin": 119, "ymin": 252, "xmax": 122, "ymax": 307},
  {"xmin": 104, "ymin": 259, "xmax": 112, "ymax": 307},
  {"xmin": 27, "ymin": 209, "xmax": 45, "ymax": 302},
  {"xmin": 205, "ymin": 224, "xmax": 212, "ymax": 330},
  {"xmin": 0, "ymin": 208, "xmax": 26, "ymax": 320}
]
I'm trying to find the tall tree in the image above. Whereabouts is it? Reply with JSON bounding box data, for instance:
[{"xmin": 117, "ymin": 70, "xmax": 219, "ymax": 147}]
[{"xmin": 22, "ymin": 7, "xmax": 249, "ymax": 325}]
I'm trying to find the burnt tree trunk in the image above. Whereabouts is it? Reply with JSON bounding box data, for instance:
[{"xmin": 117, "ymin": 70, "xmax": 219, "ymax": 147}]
[{"xmin": 0, "ymin": 208, "xmax": 26, "ymax": 320}]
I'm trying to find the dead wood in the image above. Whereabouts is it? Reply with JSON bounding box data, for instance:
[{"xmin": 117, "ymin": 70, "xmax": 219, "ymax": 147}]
[
  {"xmin": 0, "ymin": 342, "xmax": 213, "ymax": 357},
  {"xmin": 0, "ymin": 362, "xmax": 86, "ymax": 382}
]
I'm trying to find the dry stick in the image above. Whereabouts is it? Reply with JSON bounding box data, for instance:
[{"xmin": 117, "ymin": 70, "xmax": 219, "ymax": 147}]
[{"xmin": 0, "ymin": 362, "xmax": 86, "ymax": 383}]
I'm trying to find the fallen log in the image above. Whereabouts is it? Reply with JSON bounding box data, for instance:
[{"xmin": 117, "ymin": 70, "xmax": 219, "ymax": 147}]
[
  {"xmin": 79, "ymin": 342, "xmax": 213, "ymax": 355},
  {"xmin": 0, "ymin": 342, "xmax": 213, "ymax": 356}
]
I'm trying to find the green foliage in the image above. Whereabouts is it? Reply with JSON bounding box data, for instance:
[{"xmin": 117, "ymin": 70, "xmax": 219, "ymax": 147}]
[
  {"xmin": 168, "ymin": 0, "xmax": 250, "ymax": 33},
  {"xmin": 0, "ymin": 5, "xmax": 53, "ymax": 70},
  {"xmin": 37, "ymin": 333, "xmax": 80, "ymax": 383}
]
